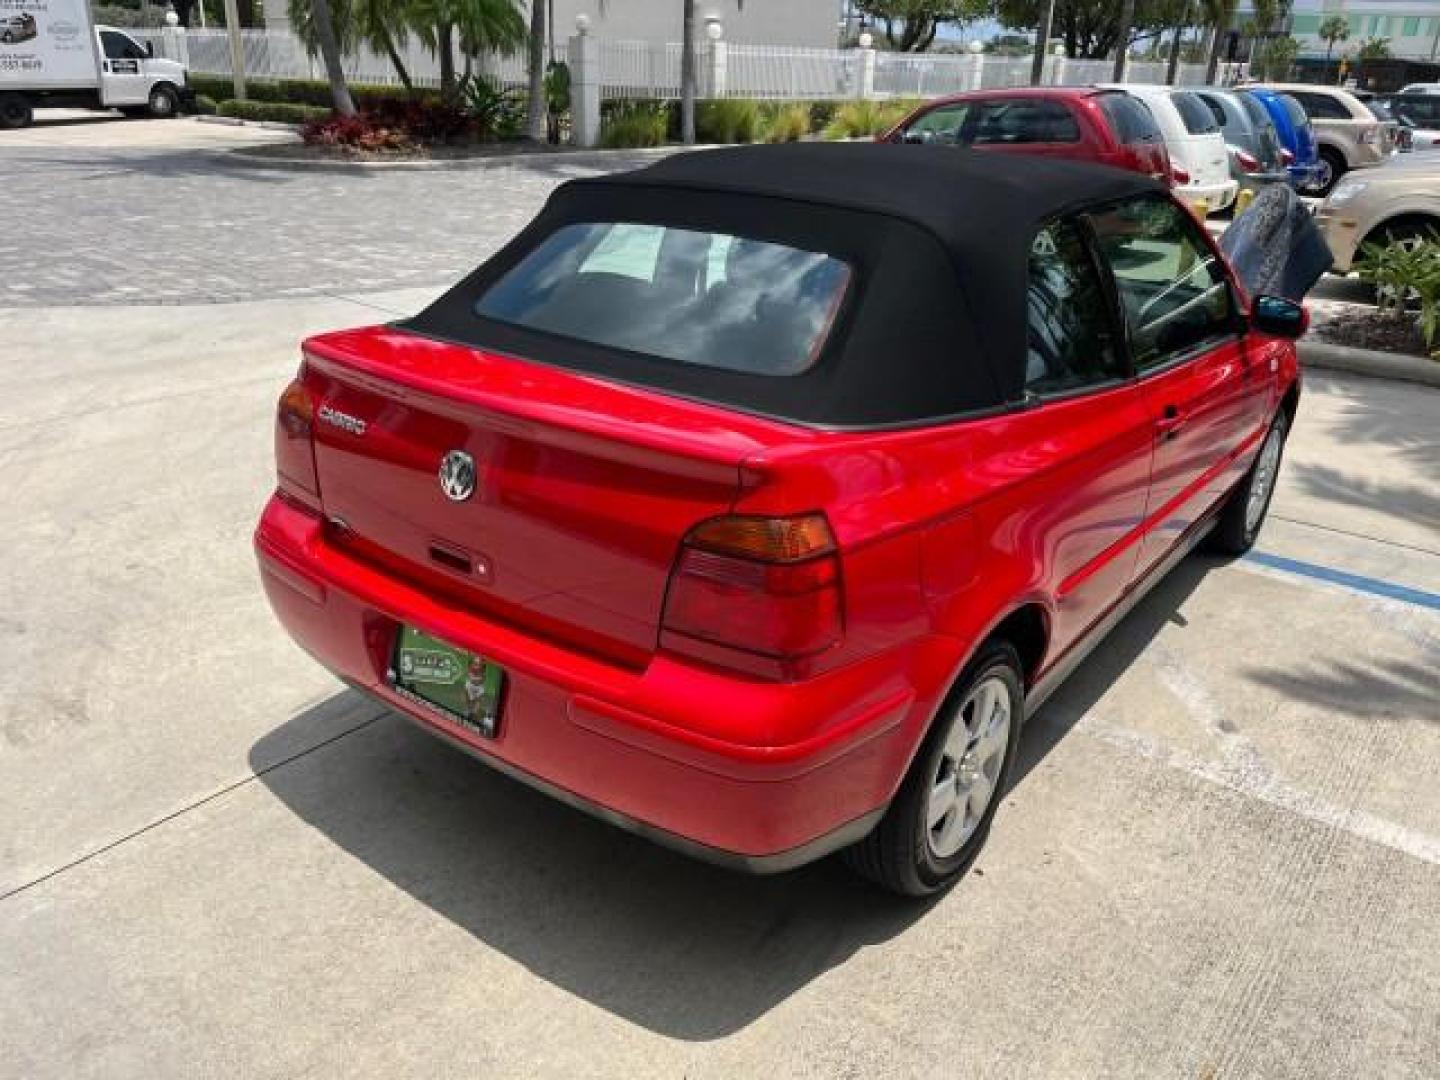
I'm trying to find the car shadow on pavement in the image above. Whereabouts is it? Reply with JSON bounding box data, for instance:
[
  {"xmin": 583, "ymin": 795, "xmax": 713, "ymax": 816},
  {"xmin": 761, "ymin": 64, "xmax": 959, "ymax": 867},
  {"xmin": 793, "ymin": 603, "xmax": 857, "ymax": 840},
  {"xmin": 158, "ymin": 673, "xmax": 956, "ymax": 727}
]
[
  {"xmin": 250, "ymin": 693, "xmax": 941, "ymax": 1041},
  {"xmin": 250, "ymin": 551, "xmax": 1222, "ymax": 1040}
]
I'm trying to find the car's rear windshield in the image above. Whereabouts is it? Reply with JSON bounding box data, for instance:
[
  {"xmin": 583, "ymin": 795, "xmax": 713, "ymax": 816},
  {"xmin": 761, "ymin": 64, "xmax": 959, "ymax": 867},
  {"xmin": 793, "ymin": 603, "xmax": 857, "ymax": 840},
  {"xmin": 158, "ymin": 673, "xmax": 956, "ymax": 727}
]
[
  {"xmin": 1364, "ymin": 99, "xmax": 1395, "ymax": 121},
  {"xmin": 1172, "ymin": 92, "xmax": 1220, "ymax": 134},
  {"xmin": 474, "ymin": 222, "xmax": 852, "ymax": 376},
  {"xmin": 1097, "ymin": 91, "xmax": 1161, "ymax": 143},
  {"xmin": 1237, "ymin": 93, "xmax": 1273, "ymax": 130},
  {"xmin": 1277, "ymin": 94, "xmax": 1309, "ymax": 128}
]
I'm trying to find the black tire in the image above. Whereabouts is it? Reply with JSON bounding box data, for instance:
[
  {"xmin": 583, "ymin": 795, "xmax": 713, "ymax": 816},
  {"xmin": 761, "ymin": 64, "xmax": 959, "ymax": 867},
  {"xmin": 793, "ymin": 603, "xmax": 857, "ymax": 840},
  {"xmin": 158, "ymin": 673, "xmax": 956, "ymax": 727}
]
[
  {"xmin": 1208, "ymin": 410, "xmax": 1289, "ymax": 556},
  {"xmin": 1308, "ymin": 147, "xmax": 1346, "ymax": 197},
  {"xmin": 0, "ymin": 92, "xmax": 32, "ymax": 130},
  {"xmin": 844, "ymin": 641, "xmax": 1023, "ymax": 897},
  {"xmin": 147, "ymin": 84, "xmax": 179, "ymax": 119}
]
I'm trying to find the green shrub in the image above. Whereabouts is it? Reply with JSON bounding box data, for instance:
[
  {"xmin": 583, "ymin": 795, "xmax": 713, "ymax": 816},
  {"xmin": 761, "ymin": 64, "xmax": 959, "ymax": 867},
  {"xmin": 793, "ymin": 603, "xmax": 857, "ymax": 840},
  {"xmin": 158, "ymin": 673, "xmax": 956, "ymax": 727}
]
[
  {"xmin": 216, "ymin": 99, "xmax": 330, "ymax": 125},
  {"xmin": 808, "ymin": 101, "xmax": 839, "ymax": 132},
  {"xmin": 192, "ymin": 94, "xmax": 218, "ymax": 116},
  {"xmin": 761, "ymin": 102, "xmax": 812, "ymax": 143},
  {"xmin": 601, "ymin": 101, "xmax": 670, "ymax": 148},
  {"xmin": 1356, "ymin": 230, "xmax": 1440, "ymax": 347},
  {"xmin": 459, "ymin": 74, "xmax": 527, "ymax": 141},
  {"xmin": 189, "ymin": 74, "xmax": 234, "ymax": 102},
  {"xmin": 696, "ymin": 98, "xmax": 763, "ymax": 143},
  {"xmin": 822, "ymin": 98, "xmax": 915, "ymax": 140},
  {"xmin": 194, "ymin": 77, "xmax": 414, "ymax": 110}
]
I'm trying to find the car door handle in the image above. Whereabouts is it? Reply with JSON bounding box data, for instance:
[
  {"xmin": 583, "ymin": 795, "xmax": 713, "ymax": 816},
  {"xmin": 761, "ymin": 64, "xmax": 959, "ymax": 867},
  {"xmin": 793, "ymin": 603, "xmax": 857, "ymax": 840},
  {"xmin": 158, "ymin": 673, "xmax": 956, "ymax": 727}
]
[{"xmin": 1156, "ymin": 405, "xmax": 1185, "ymax": 440}]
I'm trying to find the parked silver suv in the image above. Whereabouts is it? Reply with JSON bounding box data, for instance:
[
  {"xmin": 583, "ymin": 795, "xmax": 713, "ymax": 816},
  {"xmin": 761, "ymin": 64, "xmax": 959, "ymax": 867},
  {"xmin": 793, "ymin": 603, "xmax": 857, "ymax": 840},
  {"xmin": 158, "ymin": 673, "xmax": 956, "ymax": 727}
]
[{"xmin": 1255, "ymin": 83, "xmax": 1393, "ymax": 195}]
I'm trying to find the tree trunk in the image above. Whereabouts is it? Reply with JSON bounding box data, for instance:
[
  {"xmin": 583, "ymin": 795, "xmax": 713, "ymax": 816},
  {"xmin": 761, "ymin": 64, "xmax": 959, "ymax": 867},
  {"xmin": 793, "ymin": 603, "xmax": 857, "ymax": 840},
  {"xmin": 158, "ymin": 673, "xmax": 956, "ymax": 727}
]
[
  {"xmin": 1112, "ymin": 0, "xmax": 1136, "ymax": 81},
  {"xmin": 380, "ymin": 32, "xmax": 413, "ymax": 93},
  {"xmin": 1205, "ymin": 25, "xmax": 1224, "ymax": 83},
  {"xmin": 526, "ymin": 0, "xmax": 546, "ymax": 142},
  {"xmin": 681, "ymin": 0, "xmax": 696, "ymax": 145},
  {"xmin": 1031, "ymin": 0, "xmax": 1057, "ymax": 83},
  {"xmin": 439, "ymin": 22, "xmax": 456, "ymax": 101},
  {"xmin": 310, "ymin": 0, "xmax": 356, "ymax": 116},
  {"xmin": 1166, "ymin": 9, "xmax": 1186, "ymax": 84}
]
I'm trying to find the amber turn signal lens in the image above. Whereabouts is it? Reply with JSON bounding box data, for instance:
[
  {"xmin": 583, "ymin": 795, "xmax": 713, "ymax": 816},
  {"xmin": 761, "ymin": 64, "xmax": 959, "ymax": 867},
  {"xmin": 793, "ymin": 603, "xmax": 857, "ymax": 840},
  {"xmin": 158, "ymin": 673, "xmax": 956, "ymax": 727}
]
[{"xmin": 685, "ymin": 514, "xmax": 836, "ymax": 564}]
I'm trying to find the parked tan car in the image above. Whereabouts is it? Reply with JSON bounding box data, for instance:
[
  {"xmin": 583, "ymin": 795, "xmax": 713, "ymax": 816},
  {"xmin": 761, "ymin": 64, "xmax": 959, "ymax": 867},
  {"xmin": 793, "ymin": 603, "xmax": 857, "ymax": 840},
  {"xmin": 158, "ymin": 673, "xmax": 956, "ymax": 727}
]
[
  {"xmin": 1315, "ymin": 156, "xmax": 1440, "ymax": 272},
  {"xmin": 1255, "ymin": 83, "xmax": 1393, "ymax": 196}
]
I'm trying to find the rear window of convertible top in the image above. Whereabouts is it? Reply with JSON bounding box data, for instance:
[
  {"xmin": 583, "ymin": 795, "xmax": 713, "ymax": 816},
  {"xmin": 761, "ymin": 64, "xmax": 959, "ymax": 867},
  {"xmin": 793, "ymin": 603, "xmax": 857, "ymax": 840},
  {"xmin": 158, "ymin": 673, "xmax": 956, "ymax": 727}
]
[{"xmin": 474, "ymin": 222, "xmax": 852, "ymax": 376}]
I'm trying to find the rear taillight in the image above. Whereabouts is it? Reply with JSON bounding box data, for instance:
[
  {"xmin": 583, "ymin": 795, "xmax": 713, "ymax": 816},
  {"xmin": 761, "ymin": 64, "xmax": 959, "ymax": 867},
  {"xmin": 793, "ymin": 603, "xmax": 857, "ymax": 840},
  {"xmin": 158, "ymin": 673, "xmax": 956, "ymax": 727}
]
[
  {"xmin": 1280, "ymin": 147, "xmax": 1294, "ymax": 165},
  {"xmin": 275, "ymin": 373, "xmax": 321, "ymax": 511},
  {"xmin": 661, "ymin": 513, "xmax": 843, "ymax": 678},
  {"xmin": 1231, "ymin": 146, "xmax": 1261, "ymax": 173},
  {"xmin": 1171, "ymin": 163, "xmax": 1191, "ymax": 185}
]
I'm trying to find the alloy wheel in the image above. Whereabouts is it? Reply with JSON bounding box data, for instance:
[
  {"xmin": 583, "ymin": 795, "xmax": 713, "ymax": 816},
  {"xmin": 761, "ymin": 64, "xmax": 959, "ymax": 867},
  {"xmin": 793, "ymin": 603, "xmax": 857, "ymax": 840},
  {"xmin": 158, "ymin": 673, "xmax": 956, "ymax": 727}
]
[
  {"xmin": 1245, "ymin": 424, "xmax": 1284, "ymax": 534},
  {"xmin": 926, "ymin": 674, "xmax": 1011, "ymax": 860}
]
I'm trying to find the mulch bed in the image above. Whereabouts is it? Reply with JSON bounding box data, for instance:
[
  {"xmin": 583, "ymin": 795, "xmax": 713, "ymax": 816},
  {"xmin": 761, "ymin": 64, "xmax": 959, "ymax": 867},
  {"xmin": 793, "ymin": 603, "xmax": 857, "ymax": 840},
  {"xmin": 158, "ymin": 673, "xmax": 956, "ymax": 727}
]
[{"xmin": 1313, "ymin": 308, "xmax": 1431, "ymax": 358}]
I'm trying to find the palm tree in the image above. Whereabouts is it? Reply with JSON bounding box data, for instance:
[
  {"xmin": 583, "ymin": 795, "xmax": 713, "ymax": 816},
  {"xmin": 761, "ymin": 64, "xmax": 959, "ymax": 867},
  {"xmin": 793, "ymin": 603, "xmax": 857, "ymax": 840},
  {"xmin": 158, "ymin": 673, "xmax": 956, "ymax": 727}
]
[
  {"xmin": 1112, "ymin": 0, "xmax": 1136, "ymax": 81},
  {"xmin": 525, "ymin": 0, "xmax": 545, "ymax": 141},
  {"xmin": 1201, "ymin": 0, "xmax": 1238, "ymax": 83},
  {"xmin": 289, "ymin": 0, "xmax": 414, "ymax": 93},
  {"xmin": 408, "ymin": 0, "xmax": 526, "ymax": 100},
  {"xmin": 1319, "ymin": 14, "xmax": 1350, "ymax": 79},
  {"xmin": 310, "ymin": 0, "xmax": 357, "ymax": 115}
]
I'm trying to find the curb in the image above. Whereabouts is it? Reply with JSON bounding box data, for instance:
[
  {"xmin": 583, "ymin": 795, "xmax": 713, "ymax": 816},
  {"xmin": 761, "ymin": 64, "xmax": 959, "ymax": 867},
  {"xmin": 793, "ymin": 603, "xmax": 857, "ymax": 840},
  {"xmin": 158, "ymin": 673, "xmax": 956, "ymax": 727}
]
[
  {"xmin": 224, "ymin": 144, "xmax": 680, "ymax": 173},
  {"xmin": 1299, "ymin": 339, "xmax": 1440, "ymax": 389},
  {"xmin": 194, "ymin": 114, "xmax": 304, "ymax": 133}
]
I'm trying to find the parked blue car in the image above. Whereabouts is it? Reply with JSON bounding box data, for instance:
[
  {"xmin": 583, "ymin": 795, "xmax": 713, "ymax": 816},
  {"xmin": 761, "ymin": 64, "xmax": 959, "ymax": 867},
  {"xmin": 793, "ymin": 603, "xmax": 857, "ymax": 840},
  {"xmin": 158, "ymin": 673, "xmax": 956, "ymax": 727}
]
[{"xmin": 1244, "ymin": 88, "xmax": 1324, "ymax": 191}]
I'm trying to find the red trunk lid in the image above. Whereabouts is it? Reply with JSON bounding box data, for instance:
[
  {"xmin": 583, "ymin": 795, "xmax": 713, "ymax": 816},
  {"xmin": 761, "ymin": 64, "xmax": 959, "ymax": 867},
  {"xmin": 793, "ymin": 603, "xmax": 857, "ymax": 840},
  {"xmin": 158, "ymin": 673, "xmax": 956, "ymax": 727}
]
[{"xmin": 300, "ymin": 327, "xmax": 800, "ymax": 667}]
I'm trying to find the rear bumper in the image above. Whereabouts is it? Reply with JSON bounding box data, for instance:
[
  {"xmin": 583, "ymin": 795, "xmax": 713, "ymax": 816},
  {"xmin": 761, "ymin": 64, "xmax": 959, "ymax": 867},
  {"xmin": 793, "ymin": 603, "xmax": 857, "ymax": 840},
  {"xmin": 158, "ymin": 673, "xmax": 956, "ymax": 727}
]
[
  {"xmin": 255, "ymin": 494, "xmax": 942, "ymax": 869},
  {"xmin": 1179, "ymin": 178, "xmax": 1239, "ymax": 213},
  {"xmin": 1235, "ymin": 170, "xmax": 1289, "ymax": 193}
]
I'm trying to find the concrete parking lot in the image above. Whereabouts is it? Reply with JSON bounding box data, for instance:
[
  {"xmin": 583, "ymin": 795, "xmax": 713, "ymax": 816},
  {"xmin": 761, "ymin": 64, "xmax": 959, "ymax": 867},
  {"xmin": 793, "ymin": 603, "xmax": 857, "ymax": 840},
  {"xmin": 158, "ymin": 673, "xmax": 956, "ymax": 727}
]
[{"xmin": 2, "ymin": 117, "xmax": 1438, "ymax": 1079}]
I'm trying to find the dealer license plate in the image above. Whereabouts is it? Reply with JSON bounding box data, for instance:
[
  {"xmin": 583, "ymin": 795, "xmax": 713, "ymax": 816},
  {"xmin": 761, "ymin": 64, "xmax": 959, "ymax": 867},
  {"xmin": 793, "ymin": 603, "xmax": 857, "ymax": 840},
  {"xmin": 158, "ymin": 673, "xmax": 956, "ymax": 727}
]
[{"xmin": 388, "ymin": 625, "xmax": 504, "ymax": 739}]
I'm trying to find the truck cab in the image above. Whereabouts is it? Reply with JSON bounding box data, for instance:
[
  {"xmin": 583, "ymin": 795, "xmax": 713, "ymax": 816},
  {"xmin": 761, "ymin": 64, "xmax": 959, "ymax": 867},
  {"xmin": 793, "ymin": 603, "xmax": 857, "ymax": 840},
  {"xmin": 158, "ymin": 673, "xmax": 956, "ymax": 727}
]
[{"xmin": 0, "ymin": 11, "xmax": 192, "ymax": 129}]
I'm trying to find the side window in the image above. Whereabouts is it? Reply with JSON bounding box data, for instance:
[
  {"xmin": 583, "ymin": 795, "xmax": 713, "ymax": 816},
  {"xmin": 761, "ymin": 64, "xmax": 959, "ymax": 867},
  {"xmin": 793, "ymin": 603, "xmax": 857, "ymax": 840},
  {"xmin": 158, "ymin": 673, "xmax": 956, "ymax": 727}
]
[
  {"xmin": 1097, "ymin": 92, "xmax": 1160, "ymax": 145},
  {"xmin": 100, "ymin": 31, "xmax": 130, "ymax": 60},
  {"xmin": 1294, "ymin": 92, "xmax": 1349, "ymax": 120},
  {"xmin": 969, "ymin": 99, "xmax": 1080, "ymax": 145},
  {"xmin": 1025, "ymin": 219, "xmax": 1123, "ymax": 395},
  {"xmin": 101, "ymin": 31, "xmax": 144, "ymax": 60},
  {"xmin": 1087, "ymin": 197, "xmax": 1237, "ymax": 370},
  {"xmin": 900, "ymin": 103, "xmax": 969, "ymax": 144}
]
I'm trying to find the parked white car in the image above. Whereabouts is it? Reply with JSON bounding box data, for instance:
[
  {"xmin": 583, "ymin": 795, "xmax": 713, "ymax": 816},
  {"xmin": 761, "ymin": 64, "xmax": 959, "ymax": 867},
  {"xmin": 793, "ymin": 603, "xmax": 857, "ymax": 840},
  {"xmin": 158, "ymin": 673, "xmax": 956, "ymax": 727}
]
[
  {"xmin": 1399, "ymin": 83, "xmax": 1440, "ymax": 95},
  {"xmin": 1099, "ymin": 84, "xmax": 1238, "ymax": 214}
]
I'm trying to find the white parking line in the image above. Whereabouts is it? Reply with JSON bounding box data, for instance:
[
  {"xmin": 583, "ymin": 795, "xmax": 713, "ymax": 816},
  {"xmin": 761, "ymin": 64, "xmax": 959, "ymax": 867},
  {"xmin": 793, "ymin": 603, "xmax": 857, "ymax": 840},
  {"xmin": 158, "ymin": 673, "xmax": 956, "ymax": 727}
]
[{"xmin": 1078, "ymin": 717, "xmax": 1440, "ymax": 867}]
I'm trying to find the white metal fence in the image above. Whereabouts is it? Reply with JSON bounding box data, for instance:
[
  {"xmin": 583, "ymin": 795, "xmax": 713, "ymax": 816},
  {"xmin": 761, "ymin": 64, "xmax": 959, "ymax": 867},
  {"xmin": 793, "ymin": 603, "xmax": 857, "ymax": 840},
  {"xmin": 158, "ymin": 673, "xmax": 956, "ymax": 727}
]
[{"xmin": 143, "ymin": 28, "xmax": 1212, "ymax": 100}]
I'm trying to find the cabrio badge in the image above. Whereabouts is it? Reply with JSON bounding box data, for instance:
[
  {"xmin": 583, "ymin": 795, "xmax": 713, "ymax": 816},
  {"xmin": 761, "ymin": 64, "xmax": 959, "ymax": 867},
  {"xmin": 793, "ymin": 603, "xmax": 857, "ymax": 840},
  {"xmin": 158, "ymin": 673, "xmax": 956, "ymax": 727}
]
[
  {"xmin": 317, "ymin": 404, "xmax": 366, "ymax": 436},
  {"xmin": 439, "ymin": 450, "xmax": 476, "ymax": 502}
]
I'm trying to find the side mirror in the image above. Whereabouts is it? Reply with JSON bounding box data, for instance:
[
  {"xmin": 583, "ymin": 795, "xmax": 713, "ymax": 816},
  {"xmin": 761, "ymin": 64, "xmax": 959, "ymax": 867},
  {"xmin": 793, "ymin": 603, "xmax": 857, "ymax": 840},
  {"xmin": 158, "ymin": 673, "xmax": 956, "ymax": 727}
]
[
  {"xmin": 145, "ymin": 41, "xmax": 154, "ymax": 58},
  {"xmin": 1251, "ymin": 294, "xmax": 1308, "ymax": 339}
]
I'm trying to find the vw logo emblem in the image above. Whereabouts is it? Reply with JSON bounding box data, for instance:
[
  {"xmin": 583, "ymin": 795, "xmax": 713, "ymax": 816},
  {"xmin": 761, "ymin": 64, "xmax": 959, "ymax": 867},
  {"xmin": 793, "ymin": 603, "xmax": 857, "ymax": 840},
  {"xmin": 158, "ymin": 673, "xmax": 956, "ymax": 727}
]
[{"xmin": 438, "ymin": 450, "xmax": 476, "ymax": 502}]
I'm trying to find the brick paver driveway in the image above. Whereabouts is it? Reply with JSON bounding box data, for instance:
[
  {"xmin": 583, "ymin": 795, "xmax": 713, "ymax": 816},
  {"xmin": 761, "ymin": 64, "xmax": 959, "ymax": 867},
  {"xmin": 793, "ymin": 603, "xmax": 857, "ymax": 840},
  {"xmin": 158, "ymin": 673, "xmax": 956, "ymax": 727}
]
[{"xmin": 0, "ymin": 123, "xmax": 657, "ymax": 306}]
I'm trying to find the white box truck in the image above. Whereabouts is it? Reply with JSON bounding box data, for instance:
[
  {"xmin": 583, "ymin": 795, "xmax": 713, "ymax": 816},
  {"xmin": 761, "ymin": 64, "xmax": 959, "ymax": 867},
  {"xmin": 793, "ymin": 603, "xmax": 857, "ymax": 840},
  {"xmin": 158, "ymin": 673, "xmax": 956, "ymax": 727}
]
[{"xmin": 1, "ymin": 0, "xmax": 192, "ymax": 128}]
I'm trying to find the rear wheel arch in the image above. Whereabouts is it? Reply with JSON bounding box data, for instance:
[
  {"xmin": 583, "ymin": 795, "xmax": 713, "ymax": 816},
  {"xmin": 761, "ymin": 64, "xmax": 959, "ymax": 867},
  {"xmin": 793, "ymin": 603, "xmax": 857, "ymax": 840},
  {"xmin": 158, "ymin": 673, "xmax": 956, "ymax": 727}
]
[{"xmin": 985, "ymin": 603, "xmax": 1050, "ymax": 690}]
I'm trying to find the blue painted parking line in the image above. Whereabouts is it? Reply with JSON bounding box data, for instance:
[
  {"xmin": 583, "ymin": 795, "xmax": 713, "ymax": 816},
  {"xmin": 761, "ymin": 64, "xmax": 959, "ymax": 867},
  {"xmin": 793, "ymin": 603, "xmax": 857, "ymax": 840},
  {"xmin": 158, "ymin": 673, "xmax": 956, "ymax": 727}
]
[{"xmin": 1246, "ymin": 551, "xmax": 1440, "ymax": 612}]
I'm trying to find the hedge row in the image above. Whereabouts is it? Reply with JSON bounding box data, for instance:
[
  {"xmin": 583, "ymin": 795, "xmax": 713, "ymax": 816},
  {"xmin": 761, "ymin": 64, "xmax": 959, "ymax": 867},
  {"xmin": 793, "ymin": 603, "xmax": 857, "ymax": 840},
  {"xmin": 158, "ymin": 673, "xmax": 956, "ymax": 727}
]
[
  {"xmin": 190, "ymin": 75, "xmax": 407, "ymax": 111},
  {"xmin": 215, "ymin": 99, "xmax": 331, "ymax": 124},
  {"xmin": 598, "ymin": 98, "xmax": 916, "ymax": 148}
]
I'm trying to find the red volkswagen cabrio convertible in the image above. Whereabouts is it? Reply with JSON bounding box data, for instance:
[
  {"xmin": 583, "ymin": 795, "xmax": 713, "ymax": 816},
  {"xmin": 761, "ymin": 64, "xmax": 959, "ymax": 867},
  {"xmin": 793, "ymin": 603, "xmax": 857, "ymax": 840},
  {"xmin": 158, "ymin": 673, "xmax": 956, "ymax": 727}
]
[{"xmin": 255, "ymin": 145, "xmax": 1304, "ymax": 895}]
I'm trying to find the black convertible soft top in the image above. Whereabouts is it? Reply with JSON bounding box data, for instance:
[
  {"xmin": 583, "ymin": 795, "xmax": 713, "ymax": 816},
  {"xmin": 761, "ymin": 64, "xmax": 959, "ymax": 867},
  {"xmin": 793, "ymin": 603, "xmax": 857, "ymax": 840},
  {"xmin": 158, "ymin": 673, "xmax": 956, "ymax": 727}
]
[{"xmin": 404, "ymin": 143, "xmax": 1166, "ymax": 428}]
